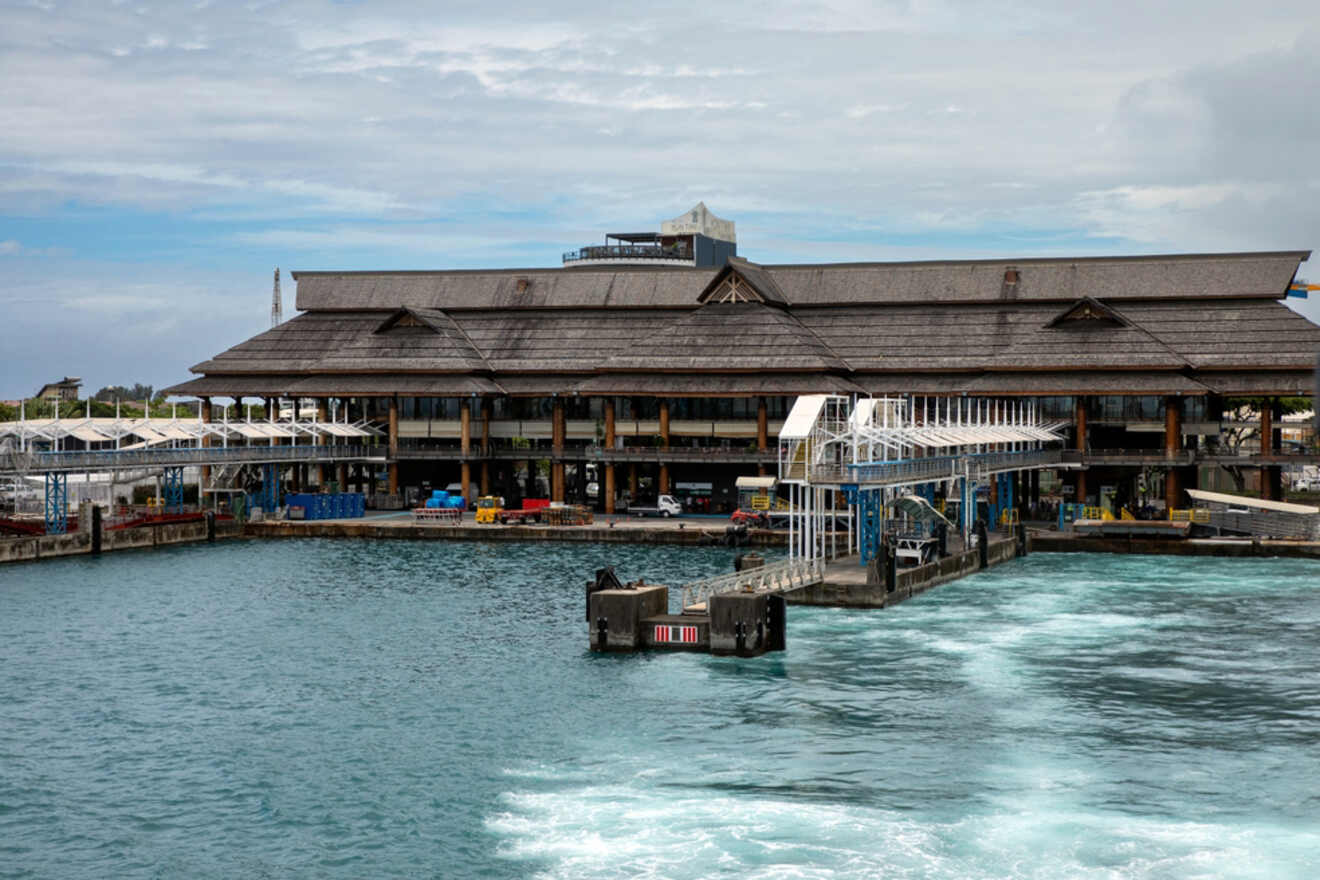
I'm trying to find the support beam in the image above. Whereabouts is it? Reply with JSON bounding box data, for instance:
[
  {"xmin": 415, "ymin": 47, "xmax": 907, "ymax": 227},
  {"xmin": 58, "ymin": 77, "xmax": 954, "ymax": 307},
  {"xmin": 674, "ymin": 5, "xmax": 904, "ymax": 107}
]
[
  {"xmin": 604, "ymin": 398, "xmax": 616, "ymax": 514},
  {"xmin": 461, "ymin": 398, "xmax": 472, "ymax": 504},
  {"xmin": 1261, "ymin": 397, "xmax": 1283, "ymax": 500},
  {"xmin": 200, "ymin": 397, "xmax": 212, "ymax": 502},
  {"xmin": 388, "ymin": 395, "xmax": 399, "ymax": 496},
  {"xmin": 480, "ymin": 398, "xmax": 491, "ymax": 496},
  {"xmin": 1165, "ymin": 395, "xmax": 1183, "ymax": 510},
  {"xmin": 757, "ymin": 396, "xmax": 768, "ymax": 476},
  {"xmin": 1074, "ymin": 395, "xmax": 1088, "ymax": 503},
  {"xmin": 44, "ymin": 472, "xmax": 68, "ymax": 535},
  {"xmin": 552, "ymin": 397, "xmax": 565, "ymax": 502},
  {"xmin": 658, "ymin": 399, "xmax": 670, "ymax": 496},
  {"xmin": 163, "ymin": 466, "xmax": 185, "ymax": 514},
  {"xmin": 315, "ymin": 398, "xmax": 328, "ymax": 487}
]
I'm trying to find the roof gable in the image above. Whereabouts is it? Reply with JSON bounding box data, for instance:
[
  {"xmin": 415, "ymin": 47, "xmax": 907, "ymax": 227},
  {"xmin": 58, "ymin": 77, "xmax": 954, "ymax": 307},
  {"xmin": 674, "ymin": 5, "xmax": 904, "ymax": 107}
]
[
  {"xmin": 376, "ymin": 308, "xmax": 447, "ymax": 333},
  {"xmin": 697, "ymin": 259, "xmax": 789, "ymax": 306},
  {"xmin": 1045, "ymin": 297, "xmax": 1131, "ymax": 328}
]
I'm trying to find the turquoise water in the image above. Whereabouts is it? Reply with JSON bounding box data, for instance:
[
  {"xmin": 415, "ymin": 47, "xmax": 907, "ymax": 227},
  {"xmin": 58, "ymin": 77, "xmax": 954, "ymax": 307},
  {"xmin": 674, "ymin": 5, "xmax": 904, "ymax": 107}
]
[{"xmin": 2, "ymin": 541, "xmax": 1319, "ymax": 879}]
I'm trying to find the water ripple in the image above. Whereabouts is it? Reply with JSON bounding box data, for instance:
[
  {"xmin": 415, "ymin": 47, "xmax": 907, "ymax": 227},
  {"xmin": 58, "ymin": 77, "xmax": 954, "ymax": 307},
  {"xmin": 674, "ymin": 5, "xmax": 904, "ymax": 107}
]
[{"xmin": 2, "ymin": 543, "xmax": 1319, "ymax": 877}]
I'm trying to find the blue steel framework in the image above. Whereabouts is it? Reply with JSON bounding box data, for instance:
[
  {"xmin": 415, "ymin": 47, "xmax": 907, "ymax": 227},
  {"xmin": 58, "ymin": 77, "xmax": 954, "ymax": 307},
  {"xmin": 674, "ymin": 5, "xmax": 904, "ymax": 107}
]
[
  {"xmin": 162, "ymin": 466, "xmax": 185, "ymax": 514},
  {"xmin": 44, "ymin": 472, "xmax": 67, "ymax": 535},
  {"xmin": 258, "ymin": 463, "xmax": 281, "ymax": 514}
]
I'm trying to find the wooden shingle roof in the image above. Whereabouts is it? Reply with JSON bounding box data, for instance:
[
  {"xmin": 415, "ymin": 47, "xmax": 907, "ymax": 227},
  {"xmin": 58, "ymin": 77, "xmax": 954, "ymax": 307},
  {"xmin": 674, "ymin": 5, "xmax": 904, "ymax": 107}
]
[
  {"xmin": 171, "ymin": 249, "xmax": 1318, "ymax": 398},
  {"xmin": 292, "ymin": 251, "xmax": 1309, "ymax": 311},
  {"xmin": 600, "ymin": 301, "xmax": 848, "ymax": 372}
]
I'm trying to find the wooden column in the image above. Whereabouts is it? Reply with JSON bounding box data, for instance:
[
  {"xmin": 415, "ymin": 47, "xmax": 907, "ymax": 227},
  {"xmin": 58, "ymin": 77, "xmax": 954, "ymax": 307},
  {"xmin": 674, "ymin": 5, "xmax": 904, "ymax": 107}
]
[
  {"xmin": 1164, "ymin": 395, "xmax": 1183, "ymax": 510},
  {"xmin": 628, "ymin": 398, "xmax": 639, "ymax": 500},
  {"xmin": 1074, "ymin": 395, "xmax": 1088, "ymax": 503},
  {"xmin": 388, "ymin": 396, "xmax": 399, "ymax": 496},
  {"xmin": 337, "ymin": 462, "xmax": 348, "ymax": 493},
  {"xmin": 604, "ymin": 399, "xmax": 616, "ymax": 513},
  {"xmin": 1260, "ymin": 398, "xmax": 1276, "ymax": 500},
  {"xmin": 552, "ymin": 398, "xmax": 565, "ymax": 502},
  {"xmin": 315, "ymin": 398, "xmax": 328, "ymax": 487},
  {"xmin": 757, "ymin": 396, "xmax": 768, "ymax": 477},
  {"xmin": 657, "ymin": 399, "xmax": 670, "ymax": 495},
  {"xmin": 460, "ymin": 398, "xmax": 472, "ymax": 504},
  {"xmin": 200, "ymin": 397, "xmax": 212, "ymax": 506},
  {"xmin": 480, "ymin": 398, "xmax": 491, "ymax": 496}
]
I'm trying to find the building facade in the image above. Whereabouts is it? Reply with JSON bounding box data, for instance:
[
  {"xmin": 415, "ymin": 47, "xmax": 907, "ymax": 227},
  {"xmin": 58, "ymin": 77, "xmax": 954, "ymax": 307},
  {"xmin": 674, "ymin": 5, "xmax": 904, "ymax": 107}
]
[
  {"xmin": 35, "ymin": 377, "xmax": 83, "ymax": 402},
  {"xmin": 169, "ymin": 222, "xmax": 1319, "ymax": 513}
]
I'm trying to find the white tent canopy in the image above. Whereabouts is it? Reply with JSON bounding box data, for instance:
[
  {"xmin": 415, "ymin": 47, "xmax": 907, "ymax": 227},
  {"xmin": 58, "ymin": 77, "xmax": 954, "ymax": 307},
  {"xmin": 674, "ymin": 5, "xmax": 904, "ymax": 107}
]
[{"xmin": 0, "ymin": 416, "xmax": 378, "ymax": 450}]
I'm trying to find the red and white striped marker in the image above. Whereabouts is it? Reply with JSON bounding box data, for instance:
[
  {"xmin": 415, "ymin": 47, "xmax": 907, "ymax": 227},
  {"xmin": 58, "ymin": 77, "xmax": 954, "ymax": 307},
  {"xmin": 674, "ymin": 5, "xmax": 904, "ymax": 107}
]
[{"xmin": 653, "ymin": 625, "xmax": 699, "ymax": 644}]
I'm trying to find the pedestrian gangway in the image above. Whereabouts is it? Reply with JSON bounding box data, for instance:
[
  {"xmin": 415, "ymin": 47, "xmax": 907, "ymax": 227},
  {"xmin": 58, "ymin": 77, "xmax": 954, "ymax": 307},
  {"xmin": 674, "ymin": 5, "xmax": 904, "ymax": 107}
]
[
  {"xmin": 776, "ymin": 394, "xmax": 1071, "ymax": 568},
  {"xmin": 681, "ymin": 557, "xmax": 824, "ymax": 611},
  {"xmin": 1, "ymin": 442, "xmax": 386, "ymax": 476}
]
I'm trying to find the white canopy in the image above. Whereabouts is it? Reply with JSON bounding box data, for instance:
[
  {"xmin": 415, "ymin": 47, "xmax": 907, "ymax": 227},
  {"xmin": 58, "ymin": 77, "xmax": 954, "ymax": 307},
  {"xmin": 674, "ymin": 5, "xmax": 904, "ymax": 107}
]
[
  {"xmin": 0, "ymin": 416, "xmax": 377, "ymax": 448},
  {"xmin": 779, "ymin": 395, "xmax": 831, "ymax": 440},
  {"xmin": 736, "ymin": 476, "xmax": 778, "ymax": 489},
  {"xmin": 1186, "ymin": 488, "xmax": 1320, "ymax": 516},
  {"xmin": 892, "ymin": 494, "xmax": 956, "ymax": 528}
]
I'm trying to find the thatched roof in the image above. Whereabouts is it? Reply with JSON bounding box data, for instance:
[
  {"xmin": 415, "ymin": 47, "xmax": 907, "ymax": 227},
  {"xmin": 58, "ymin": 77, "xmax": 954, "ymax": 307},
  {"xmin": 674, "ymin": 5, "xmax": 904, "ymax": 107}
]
[
  {"xmin": 169, "ymin": 249, "xmax": 1319, "ymax": 399},
  {"xmin": 292, "ymin": 250, "xmax": 1309, "ymax": 311},
  {"xmin": 599, "ymin": 301, "xmax": 847, "ymax": 372},
  {"xmin": 571, "ymin": 373, "xmax": 865, "ymax": 395}
]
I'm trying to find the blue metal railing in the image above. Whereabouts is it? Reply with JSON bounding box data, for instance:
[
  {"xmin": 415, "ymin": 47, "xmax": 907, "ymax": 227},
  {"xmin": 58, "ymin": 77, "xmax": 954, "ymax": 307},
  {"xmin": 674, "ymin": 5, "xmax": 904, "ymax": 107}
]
[
  {"xmin": 8, "ymin": 443, "xmax": 385, "ymax": 474},
  {"xmin": 844, "ymin": 448, "xmax": 1061, "ymax": 485}
]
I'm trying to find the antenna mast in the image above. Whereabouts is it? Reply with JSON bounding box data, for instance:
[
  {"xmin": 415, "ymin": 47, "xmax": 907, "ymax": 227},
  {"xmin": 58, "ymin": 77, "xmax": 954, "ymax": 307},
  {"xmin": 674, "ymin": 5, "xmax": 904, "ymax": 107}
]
[{"xmin": 271, "ymin": 267, "xmax": 282, "ymax": 328}]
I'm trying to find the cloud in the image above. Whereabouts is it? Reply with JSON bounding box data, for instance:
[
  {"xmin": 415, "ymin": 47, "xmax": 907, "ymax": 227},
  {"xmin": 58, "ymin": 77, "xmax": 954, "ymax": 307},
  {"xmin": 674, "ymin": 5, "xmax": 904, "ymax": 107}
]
[
  {"xmin": 0, "ymin": 239, "xmax": 65, "ymax": 257},
  {"xmin": 1, "ymin": 0, "xmax": 1319, "ymax": 396}
]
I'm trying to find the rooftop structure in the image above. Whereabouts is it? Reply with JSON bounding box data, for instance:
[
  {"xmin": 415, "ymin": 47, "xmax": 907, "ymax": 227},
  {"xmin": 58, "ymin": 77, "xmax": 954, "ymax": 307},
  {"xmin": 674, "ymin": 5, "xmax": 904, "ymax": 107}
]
[
  {"xmin": 563, "ymin": 202, "xmax": 736, "ymax": 268},
  {"xmin": 34, "ymin": 377, "xmax": 82, "ymax": 402}
]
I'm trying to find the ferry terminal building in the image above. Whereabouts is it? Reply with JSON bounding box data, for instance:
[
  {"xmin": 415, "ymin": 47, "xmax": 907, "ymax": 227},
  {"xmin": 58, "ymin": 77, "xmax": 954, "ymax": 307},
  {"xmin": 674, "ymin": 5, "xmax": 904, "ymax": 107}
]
[{"xmin": 168, "ymin": 205, "xmax": 1320, "ymax": 514}]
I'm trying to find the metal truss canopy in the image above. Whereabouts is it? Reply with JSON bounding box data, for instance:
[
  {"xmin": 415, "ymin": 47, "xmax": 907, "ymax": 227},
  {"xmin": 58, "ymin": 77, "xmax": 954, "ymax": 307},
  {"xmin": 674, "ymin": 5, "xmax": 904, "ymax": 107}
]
[
  {"xmin": 0, "ymin": 416, "xmax": 381, "ymax": 451},
  {"xmin": 776, "ymin": 394, "xmax": 1066, "ymax": 565}
]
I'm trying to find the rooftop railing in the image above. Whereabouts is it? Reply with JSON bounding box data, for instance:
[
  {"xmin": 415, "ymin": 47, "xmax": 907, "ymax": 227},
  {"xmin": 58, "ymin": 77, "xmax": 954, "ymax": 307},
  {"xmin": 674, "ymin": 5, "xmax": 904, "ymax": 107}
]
[{"xmin": 562, "ymin": 244, "xmax": 693, "ymax": 263}]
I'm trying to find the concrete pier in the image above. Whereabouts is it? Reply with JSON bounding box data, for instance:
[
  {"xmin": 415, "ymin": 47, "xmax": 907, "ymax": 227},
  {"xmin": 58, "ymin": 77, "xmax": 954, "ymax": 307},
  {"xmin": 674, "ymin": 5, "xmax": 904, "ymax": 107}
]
[
  {"xmin": 246, "ymin": 514, "xmax": 786, "ymax": 548},
  {"xmin": 793, "ymin": 536, "xmax": 1021, "ymax": 609},
  {"xmin": 589, "ymin": 583, "xmax": 670, "ymax": 651},
  {"xmin": 1, "ymin": 515, "xmax": 242, "ymax": 565},
  {"xmin": 587, "ymin": 529, "xmax": 1027, "ymax": 654}
]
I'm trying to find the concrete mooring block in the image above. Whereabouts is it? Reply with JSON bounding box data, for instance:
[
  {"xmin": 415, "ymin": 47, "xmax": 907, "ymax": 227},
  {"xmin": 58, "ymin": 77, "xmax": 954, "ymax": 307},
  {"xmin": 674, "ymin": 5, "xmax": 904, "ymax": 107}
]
[
  {"xmin": 589, "ymin": 585, "xmax": 669, "ymax": 651},
  {"xmin": 709, "ymin": 591, "xmax": 784, "ymax": 656}
]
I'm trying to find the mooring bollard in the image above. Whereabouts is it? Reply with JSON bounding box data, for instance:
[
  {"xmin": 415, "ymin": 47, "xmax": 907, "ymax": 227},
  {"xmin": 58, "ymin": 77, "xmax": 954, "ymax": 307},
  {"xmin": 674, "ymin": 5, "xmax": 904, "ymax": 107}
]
[
  {"xmin": 766, "ymin": 595, "xmax": 787, "ymax": 652},
  {"xmin": 90, "ymin": 505, "xmax": 102, "ymax": 556}
]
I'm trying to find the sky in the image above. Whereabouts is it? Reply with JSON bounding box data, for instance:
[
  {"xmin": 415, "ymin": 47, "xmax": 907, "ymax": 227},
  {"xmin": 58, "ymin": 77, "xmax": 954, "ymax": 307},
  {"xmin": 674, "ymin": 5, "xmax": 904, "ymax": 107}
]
[{"xmin": 2, "ymin": 0, "xmax": 1319, "ymax": 399}]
